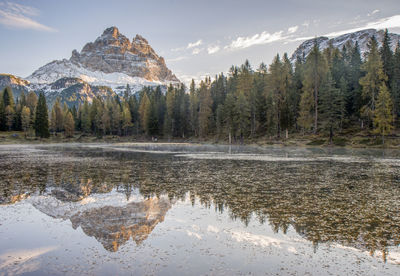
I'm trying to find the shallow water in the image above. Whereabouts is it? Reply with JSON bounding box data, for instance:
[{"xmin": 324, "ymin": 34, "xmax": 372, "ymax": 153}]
[{"xmin": 0, "ymin": 143, "xmax": 400, "ymax": 275}]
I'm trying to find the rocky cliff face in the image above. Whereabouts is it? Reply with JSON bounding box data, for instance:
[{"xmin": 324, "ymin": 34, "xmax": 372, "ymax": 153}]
[
  {"xmin": 291, "ymin": 29, "xmax": 400, "ymax": 61},
  {"xmin": 27, "ymin": 26, "xmax": 179, "ymax": 89}
]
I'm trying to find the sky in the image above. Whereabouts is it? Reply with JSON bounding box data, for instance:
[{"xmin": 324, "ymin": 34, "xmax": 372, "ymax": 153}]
[{"xmin": 1, "ymin": 0, "xmax": 400, "ymax": 84}]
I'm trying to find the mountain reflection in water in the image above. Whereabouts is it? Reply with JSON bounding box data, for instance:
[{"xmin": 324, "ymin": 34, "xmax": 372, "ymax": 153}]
[{"xmin": 0, "ymin": 144, "xmax": 399, "ymax": 261}]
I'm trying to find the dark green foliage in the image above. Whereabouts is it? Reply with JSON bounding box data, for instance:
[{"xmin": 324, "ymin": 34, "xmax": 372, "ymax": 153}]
[
  {"xmin": 320, "ymin": 73, "xmax": 345, "ymax": 142},
  {"xmin": 34, "ymin": 93, "xmax": 50, "ymax": 138}
]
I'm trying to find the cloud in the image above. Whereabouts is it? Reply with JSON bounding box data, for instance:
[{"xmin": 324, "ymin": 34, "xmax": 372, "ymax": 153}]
[
  {"xmin": 0, "ymin": 2, "xmax": 56, "ymax": 32},
  {"xmin": 187, "ymin": 39, "xmax": 202, "ymax": 49},
  {"xmin": 288, "ymin": 26, "xmax": 298, "ymax": 34},
  {"xmin": 171, "ymin": 47, "xmax": 185, "ymax": 52},
  {"xmin": 325, "ymin": 14, "xmax": 400, "ymax": 37},
  {"xmin": 192, "ymin": 48, "xmax": 203, "ymax": 55},
  {"xmin": 368, "ymin": 9, "xmax": 380, "ymax": 17},
  {"xmin": 287, "ymin": 36, "xmax": 316, "ymax": 42},
  {"xmin": 225, "ymin": 31, "xmax": 286, "ymax": 50},
  {"xmin": 207, "ymin": 45, "xmax": 220, "ymax": 54},
  {"xmin": 166, "ymin": 56, "xmax": 188, "ymax": 62}
]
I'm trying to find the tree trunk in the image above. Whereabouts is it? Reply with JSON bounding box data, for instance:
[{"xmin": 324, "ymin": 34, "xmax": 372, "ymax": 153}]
[
  {"xmin": 229, "ymin": 131, "xmax": 232, "ymax": 145},
  {"xmin": 285, "ymin": 128, "xmax": 288, "ymax": 139},
  {"xmin": 329, "ymin": 126, "xmax": 333, "ymax": 144}
]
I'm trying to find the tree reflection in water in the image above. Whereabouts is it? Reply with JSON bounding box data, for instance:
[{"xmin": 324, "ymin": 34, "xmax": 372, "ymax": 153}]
[{"xmin": 0, "ymin": 145, "xmax": 399, "ymax": 260}]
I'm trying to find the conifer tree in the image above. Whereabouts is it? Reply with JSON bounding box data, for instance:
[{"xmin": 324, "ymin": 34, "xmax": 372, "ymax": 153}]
[
  {"xmin": 302, "ymin": 41, "xmax": 328, "ymax": 133},
  {"xmin": 5, "ymin": 105, "xmax": 14, "ymax": 131},
  {"xmin": 64, "ymin": 111, "xmax": 75, "ymax": 138},
  {"xmin": 2, "ymin": 86, "xmax": 15, "ymax": 108},
  {"xmin": 391, "ymin": 42, "xmax": 400, "ymax": 123},
  {"xmin": 373, "ymin": 83, "xmax": 393, "ymax": 144},
  {"xmin": 122, "ymin": 104, "xmax": 133, "ymax": 135},
  {"xmin": 52, "ymin": 98, "xmax": 64, "ymax": 132},
  {"xmin": 220, "ymin": 92, "xmax": 236, "ymax": 143},
  {"xmin": 164, "ymin": 85, "xmax": 175, "ymax": 137},
  {"xmin": 139, "ymin": 92, "xmax": 151, "ymax": 135},
  {"xmin": 297, "ymin": 89, "xmax": 314, "ymax": 133},
  {"xmin": 81, "ymin": 100, "xmax": 91, "ymax": 133},
  {"xmin": 198, "ymin": 81, "xmax": 213, "ymax": 137},
  {"xmin": 21, "ymin": 106, "xmax": 31, "ymax": 135},
  {"xmin": 359, "ymin": 36, "xmax": 388, "ymax": 126},
  {"xmin": 348, "ymin": 42, "xmax": 363, "ymax": 117},
  {"xmin": 380, "ymin": 29, "xmax": 393, "ymax": 86},
  {"xmin": 320, "ymin": 73, "xmax": 343, "ymax": 143},
  {"xmin": 189, "ymin": 79, "xmax": 199, "ymax": 136},
  {"xmin": 34, "ymin": 93, "xmax": 50, "ymax": 138},
  {"xmin": 50, "ymin": 108, "xmax": 56, "ymax": 132},
  {"xmin": 235, "ymin": 91, "xmax": 250, "ymax": 141}
]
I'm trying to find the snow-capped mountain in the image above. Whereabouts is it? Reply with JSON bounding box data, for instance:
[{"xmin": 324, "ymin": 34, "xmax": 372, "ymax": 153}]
[
  {"xmin": 0, "ymin": 27, "xmax": 180, "ymax": 106},
  {"xmin": 27, "ymin": 26, "xmax": 179, "ymax": 91},
  {"xmin": 291, "ymin": 29, "xmax": 400, "ymax": 62}
]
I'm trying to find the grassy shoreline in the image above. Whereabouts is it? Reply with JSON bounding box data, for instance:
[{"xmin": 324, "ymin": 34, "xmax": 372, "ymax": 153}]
[{"xmin": 1, "ymin": 130, "xmax": 400, "ymax": 149}]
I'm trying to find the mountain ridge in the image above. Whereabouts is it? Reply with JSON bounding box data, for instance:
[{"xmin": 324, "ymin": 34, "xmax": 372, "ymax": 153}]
[
  {"xmin": 291, "ymin": 28, "xmax": 400, "ymax": 61},
  {"xmin": 27, "ymin": 26, "xmax": 179, "ymax": 89}
]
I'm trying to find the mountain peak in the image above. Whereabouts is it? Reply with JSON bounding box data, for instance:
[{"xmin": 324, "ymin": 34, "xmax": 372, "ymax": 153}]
[
  {"xmin": 102, "ymin": 26, "xmax": 120, "ymax": 37},
  {"xmin": 133, "ymin": 34, "xmax": 148, "ymax": 44},
  {"xmin": 27, "ymin": 26, "xmax": 179, "ymax": 90}
]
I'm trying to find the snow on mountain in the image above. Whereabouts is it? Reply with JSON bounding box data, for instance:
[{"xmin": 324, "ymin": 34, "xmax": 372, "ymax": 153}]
[
  {"xmin": 291, "ymin": 29, "xmax": 400, "ymax": 62},
  {"xmin": 26, "ymin": 26, "xmax": 180, "ymax": 96}
]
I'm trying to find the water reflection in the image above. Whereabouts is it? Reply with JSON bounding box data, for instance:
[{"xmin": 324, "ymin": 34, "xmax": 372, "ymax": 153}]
[{"xmin": 0, "ymin": 144, "xmax": 399, "ymax": 260}]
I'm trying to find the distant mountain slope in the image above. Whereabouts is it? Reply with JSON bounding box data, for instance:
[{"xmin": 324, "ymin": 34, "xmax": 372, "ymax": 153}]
[
  {"xmin": 0, "ymin": 74, "xmax": 117, "ymax": 107},
  {"xmin": 291, "ymin": 29, "xmax": 400, "ymax": 61}
]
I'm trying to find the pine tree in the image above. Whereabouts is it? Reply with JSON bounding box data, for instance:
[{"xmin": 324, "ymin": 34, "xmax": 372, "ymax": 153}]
[
  {"xmin": 81, "ymin": 100, "xmax": 91, "ymax": 133},
  {"xmin": 359, "ymin": 36, "xmax": 388, "ymax": 126},
  {"xmin": 302, "ymin": 40, "xmax": 328, "ymax": 133},
  {"xmin": 64, "ymin": 111, "xmax": 75, "ymax": 138},
  {"xmin": 380, "ymin": 29, "xmax": 393, "ymax": 87},
  {"xmin": 391, "ymin": 42, "xmax": 400, "ymax": 124},
  {"xmin": 34, "ymin": 93, "xmax": 50, "ymax": 138},
  {"xmin": 21, "ymin": 106, "xmax": 31, "ymax": 135},
  {"xmin": 26, "ymin": 91, "xmax": 37, "ymax": 126},
  {"xmin": 189, "ymin": 79, "xmax": 199, "ymax": 136},
  {"xmin": 222, "ymin": 92, "xmax": 236, "ymax": 144},
  {"xmin": 52, "ymin": 98, "xmax": 64, "ymax": 132},
  {"xmin": 110, "ymin": 101, "xmax": 122, "ymax": 135},
  {"xmin": 348, "ymin": 42, "xmax": 363, "ymax": 118},
  {"xmin": 319, "ymin": 73, "xmax": 343, "ymax": 143},
  {"xmin": 122, "ymin": 104, "xmax": 133, "ymax": 135},
  {"xmin": 5, "ymin": 105, "xmax": 14, "ymax": 131},
  {"xmin": 139, "ymin": 92, "xmax": 151, "ymax": 135},
  {"xmin": 222, "ymin": 92, "xmax": 237, "ymax": 144},
  {"xmin": 235, "ymin": 91, "xmax": 250, "ymax": 141},
  {"xmin": 297, "ymin": 89, "xmax": 314, "ymax": 133},
  {"xmin": 164, "ymin": 85, "xmax": 175, "ymax": 137},
  {"xmin": 50, "ymin": 108, "xmax": 56, "ymax": 132},
  {"xmin": 198, "ymin": 81, "xmax": 213, "ymax": 137},
  {"xmin": 373, "ymin": 83, "xmax": 393, "ymax": 144},
  {"xmin": 2, "ymin": 86, "xmax": 15, "ymax": 108}
]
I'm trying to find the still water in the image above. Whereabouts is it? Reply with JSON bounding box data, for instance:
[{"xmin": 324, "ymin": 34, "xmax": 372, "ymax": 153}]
[{"xmin": 0, "ymin": 143, "xmax": 399, "ymax": 275}]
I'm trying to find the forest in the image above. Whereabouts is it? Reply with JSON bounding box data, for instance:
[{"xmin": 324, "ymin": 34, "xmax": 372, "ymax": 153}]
[{"xmin": 0, "ymin": 30, "xmax": 399, "ymax": 144}]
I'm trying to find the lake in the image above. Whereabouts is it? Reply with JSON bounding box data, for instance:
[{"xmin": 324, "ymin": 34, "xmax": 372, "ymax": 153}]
[{"xmin": 0, "ymin": 143, "xmax": 399, "ymax": 275}]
